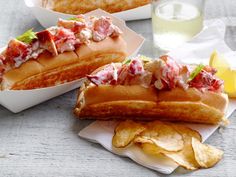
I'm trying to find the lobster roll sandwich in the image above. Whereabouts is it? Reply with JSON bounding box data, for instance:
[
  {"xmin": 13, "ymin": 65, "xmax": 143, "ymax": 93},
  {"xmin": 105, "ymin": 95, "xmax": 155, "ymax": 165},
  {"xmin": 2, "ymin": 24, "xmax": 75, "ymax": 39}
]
[
  {"xmin": 0, "ymin": 15, "xmax": 127, "ymax": 90},
  {"xmin": 74, "ymin": 55, "xmax": 228, "ymax": 124}
]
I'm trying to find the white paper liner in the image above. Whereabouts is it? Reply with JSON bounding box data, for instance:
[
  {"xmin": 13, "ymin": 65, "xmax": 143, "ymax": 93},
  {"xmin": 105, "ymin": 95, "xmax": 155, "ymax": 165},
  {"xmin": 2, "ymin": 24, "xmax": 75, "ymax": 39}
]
[
  {"xmin": 0, "ymin": 79, "xmax": 84, "ymax": 113},
  {"xmin": 0, "ymin": 9, "xmax": 144, "ymax": 113},
  {"xmin": 24, "ymin": 0, "xmax": 151, "ymax": 28},
  {"xmin": 78, "ymin": 19, "xmax": 236, "ymax": 174}
]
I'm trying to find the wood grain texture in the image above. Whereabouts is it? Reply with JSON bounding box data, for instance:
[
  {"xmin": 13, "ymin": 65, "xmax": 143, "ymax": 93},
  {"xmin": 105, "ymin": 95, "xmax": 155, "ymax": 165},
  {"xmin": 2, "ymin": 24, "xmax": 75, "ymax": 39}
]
[{"xmin": 0, "ymin": 0, "xmax": 236, "ymax": 176}]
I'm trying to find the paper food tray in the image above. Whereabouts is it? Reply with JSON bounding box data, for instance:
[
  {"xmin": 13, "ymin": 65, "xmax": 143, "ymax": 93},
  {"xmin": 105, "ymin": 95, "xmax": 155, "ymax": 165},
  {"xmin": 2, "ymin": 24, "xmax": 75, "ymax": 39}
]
[
  {"xmin": 0, "ymin": 9, "xmax": 144, "ymax": 113},
  {"xmin": 78, "ymin": 20, "xmax": 236, "ymax": 174},
  {"xmin": 0, "ymin": 79, "xmax": 83, "ymax": 113},
  {"xmin": 24, "ymin": 0, "xmax": 151, "ymax": 28}
]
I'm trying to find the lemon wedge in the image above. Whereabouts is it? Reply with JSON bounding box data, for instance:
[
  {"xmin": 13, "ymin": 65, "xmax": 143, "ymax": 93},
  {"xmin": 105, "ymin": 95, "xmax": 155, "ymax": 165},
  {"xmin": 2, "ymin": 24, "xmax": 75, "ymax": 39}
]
[{"xmin": 209, "ymin": 51, "xmax": 236, "ymax": 97}]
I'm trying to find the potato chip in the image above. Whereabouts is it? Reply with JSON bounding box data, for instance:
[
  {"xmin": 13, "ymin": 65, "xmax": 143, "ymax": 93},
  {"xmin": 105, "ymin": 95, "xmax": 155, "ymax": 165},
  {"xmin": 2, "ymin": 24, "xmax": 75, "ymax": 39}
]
[
  {"xmin": 112, "ymin": 120, "xmax": 146, "ymax": 148},
  {"xmin": 134, "ymin": 136, "xmax": 167, "ymax": 155},
  {"xmin": 192, "ymin": 137, "xmax": 223, "ymax": 168},
  {"xmin": 139, "ymin": 143, "xmax": 163, "ymax": 155},
  {"xmin": 112, "ymin": 120, "xmax": 223, "ymax": 171},
  {"xmin": 135, "ymin": 121, "xmax": 184, "ymax": 152},
  {"xmin": 134, "ymin": 136, "xmax": 153, "ymax": 144},
  {"xmin": 171, "ymin": 124, "xmax": 202, "ymax": 142},
  {"xmin": 162, "ymin": 125, "xmax": 202, "ymax": 170}
]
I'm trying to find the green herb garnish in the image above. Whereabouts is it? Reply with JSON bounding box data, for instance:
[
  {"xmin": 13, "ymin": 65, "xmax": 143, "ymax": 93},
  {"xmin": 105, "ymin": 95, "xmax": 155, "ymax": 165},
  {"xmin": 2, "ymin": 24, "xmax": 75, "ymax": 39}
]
[
  {"xmin": 122, "ymin": 58, "xmax": 131, "ymax": 65},
  {"xmin": 139, "ymin": 55, "xmax": 152, "ymax": 63},
  {"xmin": 67, "ymin": 17, "xmax": 84, "ymax": 22},
  {"xmin": 188, "ymin": 64, "xmax": 205, "ymax": 82},
  {"xmin": 16, "ymin": 29, "xmax": 37, "ymax": 44}
]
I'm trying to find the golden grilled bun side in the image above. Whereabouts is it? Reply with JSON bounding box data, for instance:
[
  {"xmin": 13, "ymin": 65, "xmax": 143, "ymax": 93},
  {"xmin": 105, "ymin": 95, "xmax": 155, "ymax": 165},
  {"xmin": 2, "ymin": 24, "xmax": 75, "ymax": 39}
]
[
  {"xmin": 1, "ymin": 60, "xmax": 45, "ymax": 90},
  {"xmin": 45, "ymin": 0, "xmax": 150, "ymax": 15},
  {"xmin": 74, "ymin": 85, "xmax": 228, "ymax": 124},
  {"xmin": 77, "ymin": 85, "xmax": 228, "ymax": 112},
  {"xmin": 75, "ymin": 100, "xmax": 224, "ymax": 124},
  {"xmin": 1, "ymin": 37, "xmax": 127, "ymax": 90}
]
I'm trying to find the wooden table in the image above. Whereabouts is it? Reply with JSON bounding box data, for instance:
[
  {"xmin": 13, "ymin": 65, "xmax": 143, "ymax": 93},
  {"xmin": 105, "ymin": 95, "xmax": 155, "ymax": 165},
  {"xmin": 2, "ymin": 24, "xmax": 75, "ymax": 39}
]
[{"xmin": 0, "ymin": 0, "xmax": 236, "ymax": 176}]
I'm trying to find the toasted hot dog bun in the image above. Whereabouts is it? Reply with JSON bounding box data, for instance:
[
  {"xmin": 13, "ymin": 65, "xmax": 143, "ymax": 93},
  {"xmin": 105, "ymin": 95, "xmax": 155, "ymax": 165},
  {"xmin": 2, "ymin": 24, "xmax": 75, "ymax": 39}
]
[
  {"xmin": 1, "ymin": 37, "xmax": 127, "ymax": 90},
  {"xmin": 74, "ymin": 84, "xmax": 228, "ymax": 124},
  {"xmin": 44, "ymin": 0, "xmax": 150, "ymax": 14}
]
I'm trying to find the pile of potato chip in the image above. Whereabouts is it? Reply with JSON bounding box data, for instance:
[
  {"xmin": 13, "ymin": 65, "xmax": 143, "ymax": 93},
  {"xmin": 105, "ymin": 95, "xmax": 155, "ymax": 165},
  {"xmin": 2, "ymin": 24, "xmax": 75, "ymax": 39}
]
[{"xmin": 112, "ymin": 120, "xmax": 223, "ymax": 170}]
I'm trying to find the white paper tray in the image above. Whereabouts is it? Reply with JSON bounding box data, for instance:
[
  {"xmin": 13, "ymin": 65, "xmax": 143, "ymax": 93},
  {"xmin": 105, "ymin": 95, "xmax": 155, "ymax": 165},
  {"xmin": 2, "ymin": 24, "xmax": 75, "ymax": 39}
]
[
  {"xmin": 0, "ymin": 79, "xmax": 83, "ymax": 113},
  {"xmin": 24, "ymin": 0, "xmax": 151, "ymax": 28},
  {"xmin": 0, "ymin": 9, "xmax": 144, "ymax": 113}
]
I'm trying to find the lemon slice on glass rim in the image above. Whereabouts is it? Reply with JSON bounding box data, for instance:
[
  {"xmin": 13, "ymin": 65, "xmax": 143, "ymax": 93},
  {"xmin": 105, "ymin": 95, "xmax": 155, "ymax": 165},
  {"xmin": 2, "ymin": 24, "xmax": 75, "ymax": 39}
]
[{"xmin": 209, "ymin": 51, "xmax": 236, "ymax": 98}]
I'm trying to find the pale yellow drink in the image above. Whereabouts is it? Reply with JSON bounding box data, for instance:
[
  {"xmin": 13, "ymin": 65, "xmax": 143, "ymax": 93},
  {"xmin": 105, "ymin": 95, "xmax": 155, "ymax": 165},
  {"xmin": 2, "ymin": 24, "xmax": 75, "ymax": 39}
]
[{"xmin": 152, "ymin": 1, "xmax": 203, "ymax": 51}]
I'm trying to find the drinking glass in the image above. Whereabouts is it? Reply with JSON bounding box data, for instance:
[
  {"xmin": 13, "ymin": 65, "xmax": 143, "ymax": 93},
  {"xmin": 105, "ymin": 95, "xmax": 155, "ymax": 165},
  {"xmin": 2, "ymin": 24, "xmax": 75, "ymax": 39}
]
[{"xmin": 152, "ymin": 0, "xmax": 205, "ymax": 53}]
